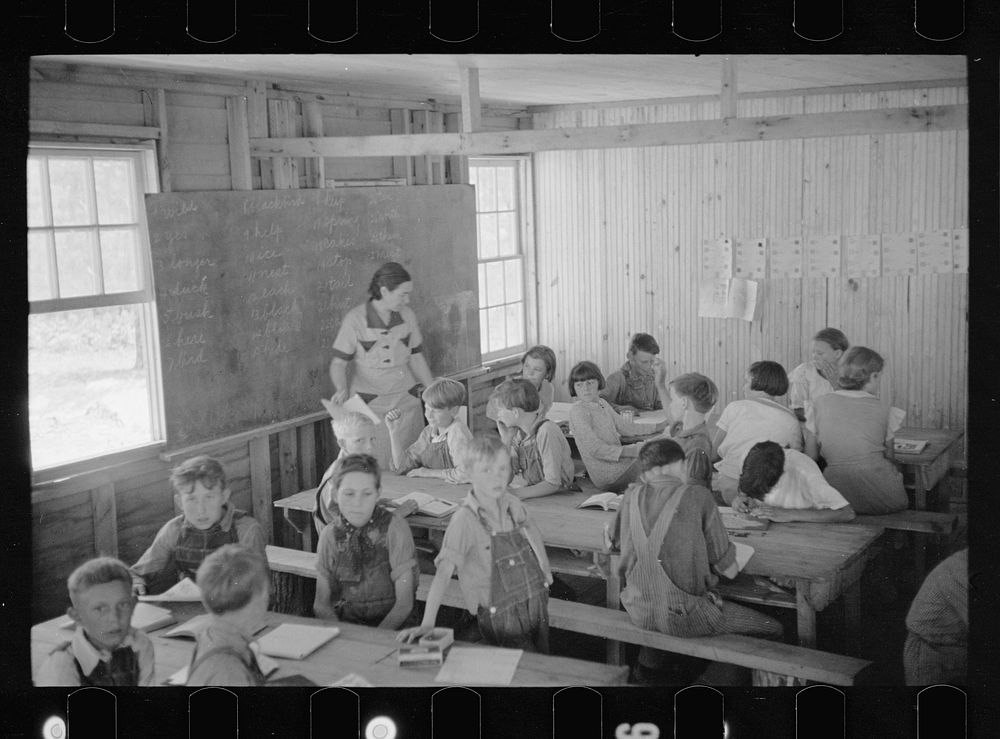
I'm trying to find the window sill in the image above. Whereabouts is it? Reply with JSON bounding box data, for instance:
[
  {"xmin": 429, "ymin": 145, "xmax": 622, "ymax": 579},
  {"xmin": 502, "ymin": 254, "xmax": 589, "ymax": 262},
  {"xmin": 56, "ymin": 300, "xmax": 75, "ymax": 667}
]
[{"xmin": 32, "ymin": 441, "xmax": 167, "ymax": 490}]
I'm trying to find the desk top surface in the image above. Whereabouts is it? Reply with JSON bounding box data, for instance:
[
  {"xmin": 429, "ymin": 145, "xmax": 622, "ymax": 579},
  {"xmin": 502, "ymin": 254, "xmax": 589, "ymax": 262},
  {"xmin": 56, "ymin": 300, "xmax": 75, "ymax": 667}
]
[
  {"xmin": 892, "ymin": 426, "xmax": 964, "ymax": 465},
  {"xmin": 275, "ymin": 476, "xmax": 885, "ymax": 584},
  {"xmin": 32, "ymin": 603, "xmax": 628, "ymax": 687},
  {"xmin": 547, "ymin": 402, "xmax": 669, "ymax": 427}
]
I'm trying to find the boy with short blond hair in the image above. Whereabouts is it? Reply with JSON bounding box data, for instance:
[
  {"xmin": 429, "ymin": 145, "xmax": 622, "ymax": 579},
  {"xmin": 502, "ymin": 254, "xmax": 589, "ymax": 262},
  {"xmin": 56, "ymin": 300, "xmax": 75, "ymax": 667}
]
[
  {"xmin": 36, "ymin": 557, "xmax": 156, "ymax": 686},
  {"xmin": 387, "ymin": 377, "xmax": 472, "ymax": 483},
  {"xmin": 186, "ymin": 545, "xmax": 272, "ymax": 686},
  {"xmin": 130, "ymin": 455, "xmax": 266, "ymax": 595},
  {"xmin": 314, "ymin": 409, "xmax": 380, "ymax": 533}
]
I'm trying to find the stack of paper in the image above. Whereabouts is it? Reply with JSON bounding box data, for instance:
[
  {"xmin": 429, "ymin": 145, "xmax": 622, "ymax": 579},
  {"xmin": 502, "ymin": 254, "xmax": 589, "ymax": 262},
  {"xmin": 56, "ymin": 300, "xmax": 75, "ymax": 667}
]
[
  {"xmin": 435, "ymin": 647, "xmax": 522, "ymax": 685},
  {"xmin": 256, "ymin": 623, "xmax": 340, "ymax": 660}
]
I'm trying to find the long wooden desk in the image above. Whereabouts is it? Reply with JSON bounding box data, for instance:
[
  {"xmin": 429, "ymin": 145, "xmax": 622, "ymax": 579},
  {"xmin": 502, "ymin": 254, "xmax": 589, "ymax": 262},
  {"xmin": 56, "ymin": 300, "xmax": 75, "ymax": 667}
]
[
  {"xmin": 275, "ymin": 475, "xmax": 885, "ymax": 649},
  {"xmin": 32, "ymin": 602, "xmax": 628, "ymax": 687},
  {"xmin": 890, "ymin": 426, "xmax": 964, "ymax": 511}
]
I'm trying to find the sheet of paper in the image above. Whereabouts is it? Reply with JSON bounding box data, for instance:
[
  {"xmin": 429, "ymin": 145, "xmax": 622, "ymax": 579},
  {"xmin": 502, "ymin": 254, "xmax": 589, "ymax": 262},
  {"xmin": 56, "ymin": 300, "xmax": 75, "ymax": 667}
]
[
  {"xmin": 435, "ymin": 647, "xmax": 522, "ymax": 685},
  {"xmin": 887, "ymin": 406, "xmax": 906, "ymax": 439},
  {"xmin": 917, "ymin": 230, "xmax": 953, "ymax": 275},
  {"xmin": 256, "ymin": 623, "xmax": 340, "ymax": 660},
  {"xmin": 733, "ymin": 238, "xmax": 766, "ymax": 280},
  {"xmin": 733, "ymin": 541, "xmax": 755, "ymax": 572},
  {"xmin": 344, "ymin": 394, "xmax": 383, "ymax": 425},
  {"xmin": 845, "ymin": 235, "xmax": 881, "ymax": 278},
  {"xmin": 329, "ymin": 672, "xmax": 375, "ymax": 687},
  {"xmin": 951, "ymin": 229, "xmax": 968, "ymax": 273},
  {"xmin": 139, "ymin": 577, "xmax": 202, "ymax": 602},
  {"xmin": 701, "ymin": 238, "xmax": 733, "ymax": 279},
  {"xmin": 768, "ymin": 237, "xmax": 804, "ymax": 278},
  {"xmin": 698, "ymin": 277, "xmax": 730, "ymax": 318},
  {"xmin": 881, "ymin": 233, "xmax": 918, "ymax": 276},
  {"xmin": 727, "ymin": 278, "xmax": 758, "ymax": 322},
  {"xmin": 805, "ymin": 236, "xmax": 841, "ymax": 278}
]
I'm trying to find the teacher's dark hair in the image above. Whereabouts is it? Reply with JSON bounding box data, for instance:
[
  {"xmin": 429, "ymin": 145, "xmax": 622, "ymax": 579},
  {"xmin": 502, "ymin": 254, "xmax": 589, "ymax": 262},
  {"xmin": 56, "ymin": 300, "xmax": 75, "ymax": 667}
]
[{"xmin": 368, "ymin": 262, "xmax": 412, "ymax": 301}]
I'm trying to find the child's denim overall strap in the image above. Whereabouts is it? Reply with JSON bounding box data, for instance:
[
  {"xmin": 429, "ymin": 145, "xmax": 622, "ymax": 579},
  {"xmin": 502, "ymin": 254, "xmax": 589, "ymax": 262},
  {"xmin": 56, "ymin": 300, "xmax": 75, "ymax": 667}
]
[
  {"xmin": 174, "ymin": 514, "xmax": 242, "ymax": 580},
  {"xmin": 473, "ymin": 508, "xmax": 550, "ymax": 653},
  {"xmin": 414, "ymin": 433, "xmax": 454, "ymax": 470},
  {"xmin": 620, "ymin": 364, "xmax": 659, "ymax": 410},
  {"xmin": 69, "ymin": 644, "xmax": 139, "ymax": 687},
  {"xmin": 514, "ymin": 418, "xmax": 549, "ymax": 485},
  {"xmin": 620, "ymin": 483, "xmax": 725, "ymax": 638}
]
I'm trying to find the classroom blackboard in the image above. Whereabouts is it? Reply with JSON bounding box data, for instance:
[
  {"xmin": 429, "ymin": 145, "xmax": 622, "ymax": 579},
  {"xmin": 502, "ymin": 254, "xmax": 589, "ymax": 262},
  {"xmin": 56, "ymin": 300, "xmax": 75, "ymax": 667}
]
[{"xmin": 146, "ymin": 186, "xmax": 480, "ymax": 448}]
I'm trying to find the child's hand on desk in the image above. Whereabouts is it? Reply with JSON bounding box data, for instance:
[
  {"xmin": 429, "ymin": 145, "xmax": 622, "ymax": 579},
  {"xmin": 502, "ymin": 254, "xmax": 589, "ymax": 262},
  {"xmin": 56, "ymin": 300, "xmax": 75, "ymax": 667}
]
[
  {"xmin": 406, "ymin": 467, "xmax": 435, "ymax": 478},
  {"xmin": 396, "ymin": 624, "xmax": 434, "ymax": 643},
  {"xmin": 393, "ymin": 499, "xmax": 419, "ymax": 517},
  {"xmin": 732, "ymin": 493, "xmax": 756, "ymax": 515},
  {"xmin": 749, "ymin": 504, "xmax": 794, "ymax": 522}
]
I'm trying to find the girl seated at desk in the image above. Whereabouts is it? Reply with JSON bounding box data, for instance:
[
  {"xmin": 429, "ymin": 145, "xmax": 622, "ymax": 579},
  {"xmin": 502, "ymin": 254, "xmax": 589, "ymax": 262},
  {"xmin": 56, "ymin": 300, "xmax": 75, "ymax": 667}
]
[{"xmin": 568, "ymin": 361, "xmax": 669, "ymax": 492}]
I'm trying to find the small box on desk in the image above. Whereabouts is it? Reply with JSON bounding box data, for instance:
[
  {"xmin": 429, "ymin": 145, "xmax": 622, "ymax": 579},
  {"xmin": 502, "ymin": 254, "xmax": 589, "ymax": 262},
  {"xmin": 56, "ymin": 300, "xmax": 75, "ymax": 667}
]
[{"xmin": 398, "ymin": 643, "xmax": 445, "ymax": 667}]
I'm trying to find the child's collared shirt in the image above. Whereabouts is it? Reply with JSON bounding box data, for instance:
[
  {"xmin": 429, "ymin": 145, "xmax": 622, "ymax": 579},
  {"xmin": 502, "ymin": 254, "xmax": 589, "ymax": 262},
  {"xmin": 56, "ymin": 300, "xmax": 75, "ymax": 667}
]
[
  {"xmin": 670, "ymin": 420, "xmax": 713, "ymax": 489},
  {"xmin": 510, "ymin": 418, "xmax": 576, "ymax": 489},
  {"xmin": 761, "ymin": 448, "xmax": 851, "ymax": 510},
  {"xmin": 130, "ymin": 504, "xmax": 266, "ymax": 591},
  {"xmin": 714, "ymin": 399, "xmax": 803, "ymax": 480},
  {"xmin": 36, "ymin": 626, "xmax": 155, "ymax": 686},
  {"xmin": 788, "ymin": 361, "xmax": 836, "ymax": 416},
  {"xmin": 396, "ymin": 420, "xmax": 472, "ymax": 482},
  {"xmin": 435, "ymin": 491, "xmax": 552, "ymax": 615},
  {"xmin": 186, "ymin": 619, "xmax": 264, "ymax": 687}
]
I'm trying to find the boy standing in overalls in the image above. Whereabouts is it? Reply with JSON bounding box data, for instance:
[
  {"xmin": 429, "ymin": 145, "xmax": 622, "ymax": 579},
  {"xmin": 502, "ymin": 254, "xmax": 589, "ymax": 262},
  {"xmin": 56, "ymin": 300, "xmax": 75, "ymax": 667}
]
[{"xmin": 397, "ymin": 434, "xmax": 553, "ymax": 652}]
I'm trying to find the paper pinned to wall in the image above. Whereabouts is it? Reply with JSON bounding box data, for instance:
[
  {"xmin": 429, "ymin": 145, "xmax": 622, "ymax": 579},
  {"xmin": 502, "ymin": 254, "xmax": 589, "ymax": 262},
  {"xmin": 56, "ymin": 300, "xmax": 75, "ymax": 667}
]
[
  {"xmin": 805, "ymin": 236, "xmax": 842, "ymax": 278},
  {"xmin": 917, "ymin": 231, "xmax": 953, "ymax": 275},
  {"xmin": 951, "ymin": 229, "xmax": 968, "ymax": 273},
  {"xmin": 698, "ymin": 278, "xmax": 758, "ymax": 321},
  {"xmin": 702, "ymin": 238, "xmax": 733, "ymax": 279},
  {"xmin": 733, "ymin": 238, "xmax": 767, "ymax": 280},
  {"xmin": 881, "ymin": 233, "xmax": 918, "ymax": 276},
  {"xmin": 845, "ymin": 235, "xmax": 881, "ymax": 278},
  {"xmin": 768, "ymin": 237, "xmax": 804, "ymax": 278}
]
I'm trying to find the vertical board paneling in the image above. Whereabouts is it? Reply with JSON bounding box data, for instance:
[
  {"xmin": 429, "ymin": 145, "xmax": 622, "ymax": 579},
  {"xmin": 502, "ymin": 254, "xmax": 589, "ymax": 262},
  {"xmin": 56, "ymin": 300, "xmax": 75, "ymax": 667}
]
[{"xmin": 532, "ymin": 87, "xmax": 967, "ymax": 435}]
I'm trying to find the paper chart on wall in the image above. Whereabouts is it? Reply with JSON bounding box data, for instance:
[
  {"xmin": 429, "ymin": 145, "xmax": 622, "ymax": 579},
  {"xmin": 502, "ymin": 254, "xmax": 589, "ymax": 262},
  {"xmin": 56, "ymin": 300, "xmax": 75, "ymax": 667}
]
[
  {"xmin": 768, "ymin": 237, "xmax": 804, "ymax": 278},
  {"xmin": 845, "ymin": 235, "xmax": 881, "ymax": 278},
  {"xmin": 698, "ymin": 278, "xmax": 758, "ymax": 321},
  {"xmin": 805, "ymin": 236, "xmax": 841, "ymax": 278},
  {"xmin": 698, "ymin": 277, "xmax": 731, "ymax": 318},
  {"xmin": 733, "ymin": 238, "xmax": 766, "ymax": 280},
  {"xmin": 701, "ymin": 238, "xmax": 733, "ymax": 279},
  {"xmin": 951, "ymin": 229, "xmax": 968, "ymax": 273},
  {"xmin": 881, "ymin": 233, "xmax": 918, "ymax": 276},
  {"xmin": 916, "ymin": 231, "xmax": 953, "ymax": 275}
]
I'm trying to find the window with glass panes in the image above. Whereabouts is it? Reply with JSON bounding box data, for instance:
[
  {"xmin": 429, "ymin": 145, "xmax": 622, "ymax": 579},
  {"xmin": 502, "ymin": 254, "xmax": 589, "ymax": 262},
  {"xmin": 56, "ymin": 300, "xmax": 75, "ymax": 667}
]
[
  {"xmin": 27, "ymin": 145, "xmax": 163, "ymax": 471},
  {"xmin": 469, "ymin": 159, "xmax": 527, "ymax": 359}
]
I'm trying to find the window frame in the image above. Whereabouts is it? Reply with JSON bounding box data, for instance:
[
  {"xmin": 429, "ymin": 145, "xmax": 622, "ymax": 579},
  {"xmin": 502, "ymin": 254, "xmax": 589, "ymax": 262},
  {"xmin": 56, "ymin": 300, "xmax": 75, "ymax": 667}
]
[
  {"xmin": 28, "ymin": 141, "xmax": 167, "ymax": 481},
  {"xmin": 469, "ymin": 155, "xmax": 537, "ymax": 363}
]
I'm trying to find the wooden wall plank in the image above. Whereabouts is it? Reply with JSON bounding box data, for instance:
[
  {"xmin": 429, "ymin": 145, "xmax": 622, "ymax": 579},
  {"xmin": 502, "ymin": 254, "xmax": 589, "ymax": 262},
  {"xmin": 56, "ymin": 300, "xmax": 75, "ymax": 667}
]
[
  {"xmin": 278, "ymin": 428, "xmax": 299, "ymax": 499},
  {"xmin": 249, "ymin": 436, "xmax": 274, "ymax": 544},
  {"xmin": 226, "ymin": 95, "xmax": 253, "ymax": 191},
  {"xmin": 249, "ymin": 80, "xmax": 273, "ymax": 190},
  {"xmin": 302, "ymin": 100, "xmax": 326, "ymax": 188},
  {"xmin": 389, "ymin": 109, "xmax": 413, "ymax": 184},
  {"xmin": 268, "ymin": 99, "xmax": 299, "ymax": 189},
  {"xmin": 90, "ymin": 484, "xmax": 119, "ymax": 557}
]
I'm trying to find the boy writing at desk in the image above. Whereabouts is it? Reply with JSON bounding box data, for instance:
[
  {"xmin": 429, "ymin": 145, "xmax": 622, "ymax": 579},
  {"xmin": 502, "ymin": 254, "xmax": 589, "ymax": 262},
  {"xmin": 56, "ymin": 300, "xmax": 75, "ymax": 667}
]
[
  {"xmin": 130, "ymin": 456, "xmax": 266, "ymax": 595},
  {"xmin": 397, "ymin": 434, "xmax": 553, "ymax": 652},
  {"xmin": 186, "ymin": 545, "xmax": 271, "ymax": 686},
  {"xmin": 36, "ymin": 557, "xmax": 156, "ymax": 686},
  {"xmin": 491, "ymin": 378, "xmax": 578, "ymax": 499}
]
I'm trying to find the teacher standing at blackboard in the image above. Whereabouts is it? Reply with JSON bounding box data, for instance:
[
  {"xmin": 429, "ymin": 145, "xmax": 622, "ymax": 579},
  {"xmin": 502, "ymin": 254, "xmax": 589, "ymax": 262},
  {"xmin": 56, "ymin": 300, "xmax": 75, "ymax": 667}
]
[{"xmin": 329, "ymin": 262, "xmax": 435, "ymax": 465}]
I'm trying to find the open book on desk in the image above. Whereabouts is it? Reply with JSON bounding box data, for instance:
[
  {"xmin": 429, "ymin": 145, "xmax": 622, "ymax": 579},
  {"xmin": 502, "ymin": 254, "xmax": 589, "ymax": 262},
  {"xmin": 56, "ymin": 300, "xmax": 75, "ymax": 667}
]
[
  {"xmin": 256, "ymin": 623, "xmax": 341, "ymax": 660},
  {"xmin": 577, "ymin": 492, "xmax": 623, "ymax": 511},
  {"xmin": 138, "ymin": 577, "xmax": 202, "ymax": 602},
  {"xmin": 388, "ymin": 492, "xmax": 459, "ymax": 518},
  {"xmin": 893, "ymin": 437, "xmax": 929, "ymax": 454}
]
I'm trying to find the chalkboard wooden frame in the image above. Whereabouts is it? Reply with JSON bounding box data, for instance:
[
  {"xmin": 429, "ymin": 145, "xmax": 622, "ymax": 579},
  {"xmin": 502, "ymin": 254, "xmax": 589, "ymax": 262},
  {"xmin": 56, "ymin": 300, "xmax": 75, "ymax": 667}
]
[{"xmin": 146, "ymin": 186, "xmax": 480, "ymax": 448}]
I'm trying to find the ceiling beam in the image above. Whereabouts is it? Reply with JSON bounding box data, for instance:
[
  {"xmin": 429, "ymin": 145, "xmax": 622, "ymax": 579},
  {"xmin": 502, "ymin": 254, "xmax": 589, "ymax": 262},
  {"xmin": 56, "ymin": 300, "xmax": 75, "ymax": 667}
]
[
  {"xmin": 459, "ymin": 66, "xmax": 481, "ymax": 133},
  {"xmin": 249, "ymin": 104, "xmax": 966, "ymax": 159}
]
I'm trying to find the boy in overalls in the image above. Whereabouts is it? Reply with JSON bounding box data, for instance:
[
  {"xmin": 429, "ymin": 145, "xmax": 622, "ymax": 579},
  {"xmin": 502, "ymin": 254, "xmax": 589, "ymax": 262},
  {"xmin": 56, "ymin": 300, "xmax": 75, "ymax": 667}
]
[
  {"xmin": 130, "ymin": 456, "xmax": 266, "ymax": 595},
  {"xmin": 387, "ymin": 377, "xmax": 472, "ymax": 483},
  {"xmin": 491, "ymin": 378, "xmax": 578, "ymax": 500},
  {"xmin": 397, "ymin": 434, "xmax": 553, "ymax": 652},
  {"xmin": 614, "ymin": 438, "xmax": 782, "ymax": 683}
]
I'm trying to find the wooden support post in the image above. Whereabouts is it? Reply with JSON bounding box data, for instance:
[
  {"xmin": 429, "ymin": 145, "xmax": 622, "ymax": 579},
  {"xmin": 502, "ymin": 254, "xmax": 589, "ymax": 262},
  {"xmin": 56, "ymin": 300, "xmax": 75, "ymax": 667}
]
[
  {"xmin": 411, "ymin": 110, "xmax": 432, "ymax": 185},
  {"xmin": 298, "ymin": 423, "xmax": 318, "ymax": 489},
  {"xmin": 795, "ymin": 583, "xmax": 818, "ymax": 648},
  {"xmin": 721, "ymin": 57, "xmax": 738, "ymax": 119},
  {"xmin": 268, "ymin": 99, "xmax": 298, "ymax": 189},
  {"xmin": 90, "ymin": 484, "xmax": 118, "ymax": 558},
  {"xmin": 428, "ymin": 111, "xmax": 445, "ymax": 185},
  {"xmin": 389, "ymin": 109, "xmax": 413, "ymax": 185},
  {"xmin": 226, "ymin": 95, "xmax": 253, "ymax": 191},
  {"xmin": 444, "ymin": 113, "xmax": 469, "ymax": 184},
  {"xmin": 249, "ymin": 435, "xmax": 274, "ymax": 544},
  {"xmin": 142, "ymin": 88, "xmax": 172, "ymax": 192},
  {"xmin": 605, "ymin": 554, "xmax": 625, "ymax": 665},
  {"xmin": 250, "ymin": 81, "xmax": 273, "ymax": 189},
  {"xmin": 278, "ymin": 428, "xmax": 299, "ymax": 499},
  {"xmin": 459, "ymin": 66, "xmax": 482, "ymax": 133},
  {"xmin": 301, "ymin": 100, "xmax": 326, "ymax": 189}
]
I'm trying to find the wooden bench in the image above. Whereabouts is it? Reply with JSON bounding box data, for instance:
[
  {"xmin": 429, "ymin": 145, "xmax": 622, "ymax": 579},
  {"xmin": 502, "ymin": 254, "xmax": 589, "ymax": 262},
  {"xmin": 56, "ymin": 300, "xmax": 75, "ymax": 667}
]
[
  {"xmin": 414, "ymin": 574, "xmax": 870, "ymax": 686},
  {"xmin": 265, "ymin": 547, "xmax": 870, "ymax": 686}
]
